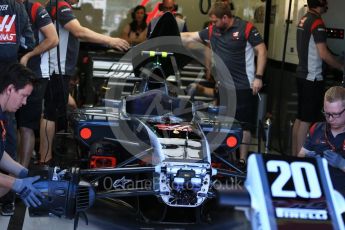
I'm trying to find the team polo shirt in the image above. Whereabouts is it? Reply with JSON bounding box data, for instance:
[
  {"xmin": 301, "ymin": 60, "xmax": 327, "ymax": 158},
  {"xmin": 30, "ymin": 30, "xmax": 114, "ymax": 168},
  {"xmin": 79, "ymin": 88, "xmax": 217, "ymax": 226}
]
[
  {"xmin": 199, "ymin": 17, "xmax": 264, "ymax": 90},
  {"xmin": 304, "ymin": 122, "xmax": 345, "ymax": 193},
  {"xmin": 46, "ymin": 0, "xmax": 78, "ymax": 76},
  {"xmin": 296, "ymin": 11, "xmax": 327, "ymax": 81},
  {"xmin": 27, "ymin": 2, "xmax": 52, "ymax": 78},
  {"xmin": 0, "ymin": 0, "xmax": 35, "ymax": 62}
]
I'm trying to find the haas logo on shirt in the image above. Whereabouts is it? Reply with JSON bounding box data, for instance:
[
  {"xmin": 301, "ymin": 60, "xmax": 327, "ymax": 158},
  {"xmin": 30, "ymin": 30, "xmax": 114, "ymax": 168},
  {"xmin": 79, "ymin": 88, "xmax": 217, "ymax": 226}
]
[
  {"xmin": 0, "ymin": 15, "xmax": 17, "ymax": 43},
  {"xmin": 232, "ymin": 31, "xmax": 240, "ymax": 40}
]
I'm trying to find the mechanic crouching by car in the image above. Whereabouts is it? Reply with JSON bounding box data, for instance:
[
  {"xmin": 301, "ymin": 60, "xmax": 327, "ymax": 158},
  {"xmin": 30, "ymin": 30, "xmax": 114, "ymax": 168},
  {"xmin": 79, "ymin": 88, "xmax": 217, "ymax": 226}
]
[
  {"xmin": 298, "ymin": 86, "xmax": 345, "ymax": 196},
  {"xmin": 0, "ymin": 63, "xmax": 43, "ymax": 208}
]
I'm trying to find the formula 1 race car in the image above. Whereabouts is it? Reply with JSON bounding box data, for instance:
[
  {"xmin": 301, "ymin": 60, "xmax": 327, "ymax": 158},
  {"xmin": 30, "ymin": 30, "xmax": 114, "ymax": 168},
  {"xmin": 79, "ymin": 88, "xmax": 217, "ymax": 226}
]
[
  {"xmin": 28, "ymin": 12, "xmax": 244, "ymax": 228},
  {"xmin": 29, "ymin": 87, "xmax": 244, "ymax": 226}
]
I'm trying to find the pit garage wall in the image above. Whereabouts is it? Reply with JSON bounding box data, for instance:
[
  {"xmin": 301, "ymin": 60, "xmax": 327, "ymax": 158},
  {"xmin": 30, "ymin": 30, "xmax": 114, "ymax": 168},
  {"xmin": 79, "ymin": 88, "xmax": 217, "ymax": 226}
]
[
  {"xmin": 323, "ymin": 0, "xmax": 345, "ymax": 55},
  {"xmin": 36, "ymin": 1, "xmax": 265, "ymax": 43}
]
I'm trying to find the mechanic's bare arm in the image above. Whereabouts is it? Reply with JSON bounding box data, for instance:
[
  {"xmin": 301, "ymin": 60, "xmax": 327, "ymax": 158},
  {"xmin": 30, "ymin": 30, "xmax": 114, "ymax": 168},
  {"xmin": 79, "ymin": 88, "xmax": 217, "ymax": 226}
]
[
  {"xmin": 204, "ymin": 45, "xmax": 214, "ymax": 82},
  {"xmin": 254, "ymin": 43, "xmax": 267, "ymax": 76},
  {"xmin": 0, "ymin": 153, "xmax": 18, "ymax": 196},
  {"xmin": 316, "ymin": 42, "xmax": 344, "ymax": 71},
  {"xmin": 298, "ymin": 147, "xmax": 317, "ymax": 158},
  {"xmin": 252, "ymin": 43, "xmax": 267, "ymax": 94},
  {"xmin": 68, "ymin": 94, "xmax": 77, "ymax": 109},
  {"xmin": 181, "ymin": 32, "xmax": 202, "ymax": 46},
  {"xmin": 298, "ymin": 147, "xmax": 307, "ymax": 157},
  {"xmin": 64, "ymin": 19, "xmax": 130, "ymax": 51},
  {"xmin": 20, "ymin": 23, "xmax": 59, "ymax": 66},
  {"xmin": 0, "ymin": 173, "xmax": 14, "ymax": 197},
  {"xmin": 0, "ymin": 152, "xmax": 27, "ymax": 177}
]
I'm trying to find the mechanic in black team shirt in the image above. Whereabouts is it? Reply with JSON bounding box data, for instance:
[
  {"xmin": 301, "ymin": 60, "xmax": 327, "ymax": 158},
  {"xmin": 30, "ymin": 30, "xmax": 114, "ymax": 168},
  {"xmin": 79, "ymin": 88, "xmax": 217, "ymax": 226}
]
[
  {"xmin": 298, "ymin": 86, "xmax": 345, "ymax": 196},
  {"xmin": 0, "ymin": 0, "xmax": 35, "ymax": 216},
  {"xmin": 181, "ymin": 2, "xmax": 267, "ymax": 168},
  {"xmin": 292, "ymin": 0, "xmax": 344, "ymax": 156},
  {"xmin": 39, "ymin": 0, "xmax": 130, "ymax": 165},
  {"xmin": 0, "ymin": 63, "xmax": 43, "ymax": 209}
]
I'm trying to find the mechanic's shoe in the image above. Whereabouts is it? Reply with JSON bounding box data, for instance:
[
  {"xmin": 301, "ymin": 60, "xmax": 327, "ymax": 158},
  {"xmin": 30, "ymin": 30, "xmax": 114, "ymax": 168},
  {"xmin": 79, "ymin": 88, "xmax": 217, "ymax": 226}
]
[
  {"xmin": 237, "ymin": 159, "xmax": 247, "ymax": 172},
  {"xmin": 1, "ymin": 202, "xmax": 15, "ymax": 216}
]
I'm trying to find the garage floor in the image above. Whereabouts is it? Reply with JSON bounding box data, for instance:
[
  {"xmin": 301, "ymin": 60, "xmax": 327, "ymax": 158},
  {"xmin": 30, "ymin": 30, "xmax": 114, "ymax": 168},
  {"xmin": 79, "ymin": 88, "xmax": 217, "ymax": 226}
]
[{"xmin": 1, "ymin": 197, "xmax": 251, "ymax": 230}]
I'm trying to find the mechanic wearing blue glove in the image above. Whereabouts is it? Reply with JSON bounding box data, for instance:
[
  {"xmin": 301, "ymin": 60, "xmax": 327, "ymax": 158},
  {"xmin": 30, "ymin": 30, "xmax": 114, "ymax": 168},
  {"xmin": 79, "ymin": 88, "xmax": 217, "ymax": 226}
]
[
  {"xmin": 304, "ymin": 151, "xmax": 318, "ymax": 158},
  {"xmin": 324, "ymin": 150, "xmax": 345, "ymax": 171},
  {"xmin": 0, "ymin": 63, "xmax": 43, "ymax": 207},
  {"xmin": 298, "ymin": 86, "xmax": 345, "ymax": 195},
  {"xmin": 12, "ymin": 176, "xmax": 43, "ymax": 208}
]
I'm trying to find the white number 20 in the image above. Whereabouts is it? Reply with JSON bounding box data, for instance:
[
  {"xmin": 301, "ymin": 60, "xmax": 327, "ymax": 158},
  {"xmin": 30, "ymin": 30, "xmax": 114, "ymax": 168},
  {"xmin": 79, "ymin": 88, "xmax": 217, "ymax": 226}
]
[{"xmin": 266, "ymin": 160, "xmax": 322, "ymax": 198}]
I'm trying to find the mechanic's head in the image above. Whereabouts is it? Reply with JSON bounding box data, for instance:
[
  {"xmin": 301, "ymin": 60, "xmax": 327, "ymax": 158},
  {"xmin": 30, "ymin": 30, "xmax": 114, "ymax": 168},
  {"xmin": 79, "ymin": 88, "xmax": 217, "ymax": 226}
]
[
  {"xmin": 215, "ymin": 0, "xmax": 234, "ymax": 11},
  {"xmin": 160, "ymin": 0, "xmax": 178, "ymax": 12},
  {"xmin": 0, "ymin": 63, "xmax": 35, "ymax": 112},
  {"xmin": 307, "ymin": 0, "xmax": 328, "ymax": 13},
  {"xmin": 323, "ymin": 86, "xmax": 345, "ymax": 130},
  {"xmin": 208, "ymin": 2, "xmax": 233, "ymax": 31}
]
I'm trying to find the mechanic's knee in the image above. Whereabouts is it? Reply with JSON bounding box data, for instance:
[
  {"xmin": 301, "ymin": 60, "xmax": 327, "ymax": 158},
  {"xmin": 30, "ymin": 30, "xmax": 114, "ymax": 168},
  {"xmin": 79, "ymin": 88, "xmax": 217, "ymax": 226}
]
[
  {"xmin": 241, "ymin": 124, "xmax": 255, "ymax": 134},
  {"xmin": 0, "ymin": 188, "xmax": 11, "ymax": 198},
  {"xmin": 43, "ymin": 109, "xmax": 57, "ymax": 122},
  {"xmin": 19, "ymin": 126, "xmax": 33, "ymax": 133}
]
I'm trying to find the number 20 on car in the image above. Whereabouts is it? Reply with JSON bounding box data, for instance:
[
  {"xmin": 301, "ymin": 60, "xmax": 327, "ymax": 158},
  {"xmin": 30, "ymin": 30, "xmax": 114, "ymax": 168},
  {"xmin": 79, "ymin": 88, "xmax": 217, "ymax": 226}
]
[{"xmin": 244, "ymin": 154, "xmax": 345, "ymax": 230}]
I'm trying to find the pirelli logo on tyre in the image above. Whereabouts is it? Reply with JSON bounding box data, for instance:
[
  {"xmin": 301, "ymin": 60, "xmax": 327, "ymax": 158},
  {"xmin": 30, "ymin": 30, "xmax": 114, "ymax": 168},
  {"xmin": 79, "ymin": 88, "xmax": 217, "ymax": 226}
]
[{"xmin": 0, "ymin": 15, "xmax": 17, "ymax": 43}]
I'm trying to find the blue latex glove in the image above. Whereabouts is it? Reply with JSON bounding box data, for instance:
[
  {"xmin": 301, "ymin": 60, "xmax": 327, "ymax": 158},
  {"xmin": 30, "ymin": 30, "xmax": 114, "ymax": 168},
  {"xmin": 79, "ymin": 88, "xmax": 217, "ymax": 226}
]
[
  {"xmin": 18, "ymin": 168, "xmax": 28, "ymax": 179},
  {"xmin": 305, "ymin": 151, "xmax": 317, "ymax": 158},
  {"xmin": 324, "ymin": 150, "xmax": 345, "ymax": 170},
  {"xmin": 12, "ymin": 176, "xmax": 44, "ymax": 208}
]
